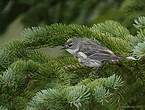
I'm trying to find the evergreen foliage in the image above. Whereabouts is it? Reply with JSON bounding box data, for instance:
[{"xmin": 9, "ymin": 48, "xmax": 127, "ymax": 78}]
[
  {"xmin": 0, "ymin": 16, "xmax": 145, "ymax": 109},
  {"xmin": 27, "ymin": 75, "xmax": 123, "ymax": 110}
]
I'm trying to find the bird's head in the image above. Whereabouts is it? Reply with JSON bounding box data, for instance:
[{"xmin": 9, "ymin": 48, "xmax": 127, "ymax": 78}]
[
  {"xmin": 64, "ymin": 37, "xmax": 81, "ymax": 49},
  {"xmin": 63, "ymin": 37, "xmax": 81, "ymax": 55}
]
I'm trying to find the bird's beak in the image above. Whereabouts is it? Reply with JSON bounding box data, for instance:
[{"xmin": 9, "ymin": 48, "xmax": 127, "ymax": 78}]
[
  {"xmin": 61, "ymin": 46, "xmax": 65, "ymax": 49},
  {"xmin": 62, "ymin": 44, "xmax": 67, "ymax": 49}
]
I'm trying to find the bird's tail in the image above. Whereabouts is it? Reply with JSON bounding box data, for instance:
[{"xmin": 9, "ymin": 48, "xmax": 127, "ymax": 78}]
[
  {"xmin": 119, "ymin": 56, "xmax": 139, "ymax": 62},
  {"xmin": 111, "ymin": 55, "xmax": 138, "ymax": 63},
  {"xmin": 126, "ymin": 56, "xmax": 138, "ymax": 60}
]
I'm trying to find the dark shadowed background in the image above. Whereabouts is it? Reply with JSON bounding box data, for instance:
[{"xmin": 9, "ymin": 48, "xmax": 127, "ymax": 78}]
[{"xmin": 1, "ymin": 0, "xmax": 145, "ymax": 44}]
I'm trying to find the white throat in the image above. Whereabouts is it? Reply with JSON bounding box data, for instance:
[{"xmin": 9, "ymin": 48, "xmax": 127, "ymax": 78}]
[{"xmin": 66, "ymin": 48, "xmax": 79, "ymax": 55}]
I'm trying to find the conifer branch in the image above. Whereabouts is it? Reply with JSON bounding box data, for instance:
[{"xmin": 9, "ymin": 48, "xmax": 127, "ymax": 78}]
[{"xmin": 27, "ymin": 74, "xmax": 124, "ymax": 110}]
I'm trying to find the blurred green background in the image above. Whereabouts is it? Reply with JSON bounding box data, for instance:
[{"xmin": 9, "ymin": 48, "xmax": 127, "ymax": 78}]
[{"xmin": 0, "ymin": 0, "xmax": 145, "ymax": 45}]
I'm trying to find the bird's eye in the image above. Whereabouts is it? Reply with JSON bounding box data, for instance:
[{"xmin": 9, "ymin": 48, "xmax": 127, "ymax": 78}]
[{"xmin": 68, "ymin": 43, "xmax": 73, "ymax": 47}]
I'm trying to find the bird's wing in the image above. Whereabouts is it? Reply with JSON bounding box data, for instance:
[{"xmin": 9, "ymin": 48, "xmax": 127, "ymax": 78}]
[
  {"xmin": 78, "ymin": 40, "xmax": 116, "ymax": 62},
  {"xmin": 88, "ymin": 52, "xmax": 113, "ymax": 61},
  {"xmin": 80, "ymin": 39, "xmax": 107, "ymax": 50},
  {"xmin": 79, "ymin": 41, "xmax": 105, "ymax": 53}
]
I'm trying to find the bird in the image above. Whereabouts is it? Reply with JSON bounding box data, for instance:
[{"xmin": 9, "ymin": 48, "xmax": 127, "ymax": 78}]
[{"xmin": 63, "ymin": 37, "xmax": 137, "ymax": 69}]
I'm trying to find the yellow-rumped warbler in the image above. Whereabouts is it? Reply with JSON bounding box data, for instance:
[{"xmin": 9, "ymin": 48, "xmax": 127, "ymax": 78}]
[{"xmin": 64, "ymin": 37, "xmax": 136, "ymax": 69}]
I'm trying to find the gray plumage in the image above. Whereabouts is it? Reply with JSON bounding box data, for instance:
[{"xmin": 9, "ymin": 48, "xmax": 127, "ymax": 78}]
[{"xmin": 64, "ymin": 37, "xmax": 121, "ymax": 68}]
